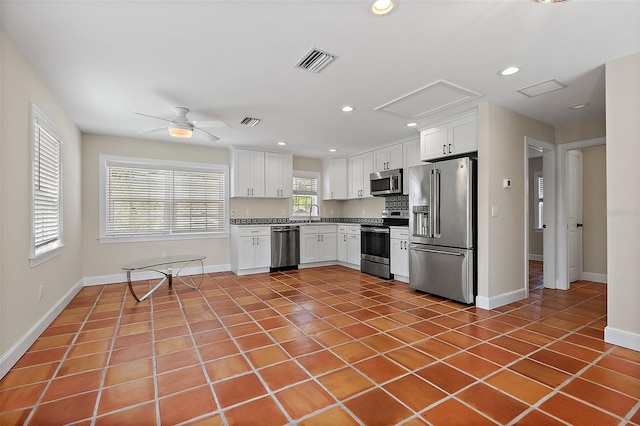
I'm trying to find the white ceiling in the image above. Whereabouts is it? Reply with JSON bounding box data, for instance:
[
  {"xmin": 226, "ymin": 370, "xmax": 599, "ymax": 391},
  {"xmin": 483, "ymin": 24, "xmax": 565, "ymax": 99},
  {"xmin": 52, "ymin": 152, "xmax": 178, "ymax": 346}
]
[{"xmin": 2, "ymin": 1, "xmax": 639, "ymax": 158}]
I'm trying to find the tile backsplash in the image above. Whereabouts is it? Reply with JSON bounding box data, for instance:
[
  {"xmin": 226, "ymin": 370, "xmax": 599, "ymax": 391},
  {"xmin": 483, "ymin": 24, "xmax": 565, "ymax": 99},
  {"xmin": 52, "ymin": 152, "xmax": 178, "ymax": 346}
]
[{"xmin": 385, "ymin": 195, "xmax": 409, "ymax": 211}]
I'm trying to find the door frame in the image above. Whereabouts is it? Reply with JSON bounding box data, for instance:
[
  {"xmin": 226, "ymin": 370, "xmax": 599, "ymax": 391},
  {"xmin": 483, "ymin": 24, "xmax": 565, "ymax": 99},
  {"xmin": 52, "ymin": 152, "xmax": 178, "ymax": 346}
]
[
  {"xmin": 557, "ymin": 137, "xmax": 606, "ymax": 290},
  {"xmin": 524, "ymin": 137, "xmax": 556, "ymax": 290}
]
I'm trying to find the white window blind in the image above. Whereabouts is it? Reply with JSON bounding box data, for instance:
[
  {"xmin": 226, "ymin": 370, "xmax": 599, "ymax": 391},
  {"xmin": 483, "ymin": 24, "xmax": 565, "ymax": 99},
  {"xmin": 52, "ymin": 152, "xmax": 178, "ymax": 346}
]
[
  {"xmin": 104, "ymin": 160, "xmax": 227, "ymax": 238},
  {"xmin": 534, "ymin": 171, "xmax": 544, "ymax": 230},
  {"xmin": 291, "ymin": 172, "xmax": 319, "ymax": 216},
  {"xmin": 31, "ymin": 105, "xmax": 63, "ymax": 264}
]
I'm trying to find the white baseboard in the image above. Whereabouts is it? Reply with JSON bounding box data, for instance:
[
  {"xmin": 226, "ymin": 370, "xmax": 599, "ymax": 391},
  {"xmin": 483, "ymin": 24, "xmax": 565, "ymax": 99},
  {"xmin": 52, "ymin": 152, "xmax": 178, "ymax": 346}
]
[
  {"xmin": 0, "ymin": 279, "xmax": 83, "ymax": 379},
  {"xmin": 581, "ymin": 272, "xmax": 607, "ymax": 284},
  {"xmin": 337, "ymin": 261, "xmax": 360, "ymax": 271},
  {"xmin": 528, "ymin": 254, "xmax": 544, "ymax": 262},
  {"xmin": 298, "ymin": 261, "xmax": 337, "ymax": 269},
  {"xmin": 232, "ymin": 266, "xmax": 269, "ymax": 276},
  {"xmin": 475, "ymin": 288, "xmax": 527, "ymax": 310},
  {"xmin": 83, "ymin": 264, "xmax": 231, "ymax": 286},
  {"xmin": 604, "ymin": 326, "xmax": 640, "ymax": 352}
]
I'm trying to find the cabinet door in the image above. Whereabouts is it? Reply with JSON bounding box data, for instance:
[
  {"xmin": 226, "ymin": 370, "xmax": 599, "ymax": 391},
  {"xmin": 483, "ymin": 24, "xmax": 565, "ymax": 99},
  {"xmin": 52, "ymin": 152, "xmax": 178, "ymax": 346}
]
[
  {"xmin": 387, "ymin": 144, "xmax": 404, "ymax": 170},
  {"xmin": 449, "ymin": 114, "xmax": 477, "ymax": 155},
  {"xmin": 403, "ymin": 138, "xmax": 420, "ymax": 196},
  {"xmin": 279, "ymin": 154, "xmax": 293, "ymax": 198},
  {"xmin": 237, "ymin": 236, "xmax": 257, "ymax": 269},
  {"xmin": 391, "ymin": 239, "xmax": 409, "ymax": 277},
  {"xmin": 348, "ymin": 156, "xmax": 363, "ymax": 199},
  {"xmin": 320, "ymin": 232, "xmax": 337, "ymax": 262},
  {"xmin": 264, "ymin": 152, "xmax": 281, "ymax": 198},
  {"xmin": 337, "ymin": 232, "xmax": 348, "ymax": 262},
  {"xmin": 300, "ymin": 233, "xmax": 321, "ymax": 263},
  {"xmin": 323, "ymin": 158, "xmax": 348, "ymax": 200},
  {"xmin": 347, "ymin": 234, "xmax": 361, "ymax": 266},
  {"xmin": 254, "ymin": 236, "xmax": 271, "ymax": 268},
  {"xmin": 420, "ymin": 125, "xmax": 447, "ymax": 162},
  {"xmin": 361, "ymin": 152, "xmax": 373, "ymax": 198},
  {"xmin": 233, "ymin": 150, "xmax": 265, "ymax": 197},
  {"xmin": 373, "ymin": 148, "xmax": 388, "ymax": 172}
]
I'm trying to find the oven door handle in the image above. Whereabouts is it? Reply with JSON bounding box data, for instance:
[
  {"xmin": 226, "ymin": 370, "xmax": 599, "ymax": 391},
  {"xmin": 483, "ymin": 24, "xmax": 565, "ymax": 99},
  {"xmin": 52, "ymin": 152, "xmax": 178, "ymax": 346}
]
[{"xmin": 361, "ymin": 228, "xmax": 390, "ymax": 234}]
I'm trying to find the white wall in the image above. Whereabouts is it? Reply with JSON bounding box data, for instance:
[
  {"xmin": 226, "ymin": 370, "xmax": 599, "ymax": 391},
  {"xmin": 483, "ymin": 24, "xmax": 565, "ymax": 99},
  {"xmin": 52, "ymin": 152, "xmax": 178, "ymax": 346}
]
[
  {"xmin": 81, "ymin": 134, "xmax": 232, "ymax": 279},
  {"xmin": 477, "ymin": 103, "xmax": 555, "ymax": 308},
  {"xmin": 1, "ymin": 32, "xmax": 83, "ymax": 367},
  {"xmin": 605, "ymin": 51, "xmax": 640, "ymax": 350}
]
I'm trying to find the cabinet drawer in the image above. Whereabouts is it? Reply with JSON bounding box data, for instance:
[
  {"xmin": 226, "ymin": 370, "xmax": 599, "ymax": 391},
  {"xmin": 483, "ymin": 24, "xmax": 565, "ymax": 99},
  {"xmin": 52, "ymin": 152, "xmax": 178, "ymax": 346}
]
[
  {"xmin": 237, "ymin": 226, "xmax": 270, "ymax": 237},
  {"xmin": 338, "ymin": 225, "xmax": 348, "ymax": 233},
  {"xmin": 348, "ymin": 226, "xmax": 361, "ymax": 234},
  {"xmin": 301, "ymin": 225, "xmax": 337, "ymax": 234},
  {"xmin": 390, "ymin": 228, "xmax": 409, "ymax": 239}
]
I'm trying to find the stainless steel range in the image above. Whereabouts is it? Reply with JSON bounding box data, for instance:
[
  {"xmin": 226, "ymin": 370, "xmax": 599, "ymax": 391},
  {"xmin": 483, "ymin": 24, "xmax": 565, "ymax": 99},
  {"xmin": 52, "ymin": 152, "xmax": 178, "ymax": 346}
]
[{"xmin": 361, "ymin": 210, "xmax": 408, "ymax": 279}]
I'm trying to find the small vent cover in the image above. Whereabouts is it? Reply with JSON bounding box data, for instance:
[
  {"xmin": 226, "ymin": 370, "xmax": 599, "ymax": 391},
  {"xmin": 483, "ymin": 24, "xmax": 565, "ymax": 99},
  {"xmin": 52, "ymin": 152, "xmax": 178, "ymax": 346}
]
[
  {"xmin": 517, "ymin": 79, "xmax": 567, "ymax": 97},
  {"xmin": 295, "ymin": 48, "xmax": 337, "ymax": 73},
  {"xmin": 240, "ymin": 117, "xmax": 261, "ymax": 127}
]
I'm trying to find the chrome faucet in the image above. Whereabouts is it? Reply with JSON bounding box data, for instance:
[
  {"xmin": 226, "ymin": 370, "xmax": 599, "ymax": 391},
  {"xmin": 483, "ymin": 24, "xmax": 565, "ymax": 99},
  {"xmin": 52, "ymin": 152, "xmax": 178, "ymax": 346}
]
[{"xmin": 309, "ymin": 203, "xmax": 319, "ymax": 223}]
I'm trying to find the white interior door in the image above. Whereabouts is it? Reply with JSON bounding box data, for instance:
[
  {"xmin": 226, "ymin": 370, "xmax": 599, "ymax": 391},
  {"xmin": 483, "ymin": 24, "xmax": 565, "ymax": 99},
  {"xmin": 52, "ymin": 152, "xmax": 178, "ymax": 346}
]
[
  {"xmin": 567, "ymin": 150, "xmax": 583, "ymax": 283},
  {"xmin": 542, "ymin": 147, "xmax": 556, "ymax": 288}
]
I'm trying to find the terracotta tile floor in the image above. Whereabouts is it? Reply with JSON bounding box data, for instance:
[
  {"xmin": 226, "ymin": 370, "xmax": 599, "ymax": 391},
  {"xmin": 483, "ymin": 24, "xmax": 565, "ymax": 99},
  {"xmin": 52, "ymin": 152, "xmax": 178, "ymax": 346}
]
[{"xmin": 1, "ymin": 262, "xmax": 639, "ymax": 425}]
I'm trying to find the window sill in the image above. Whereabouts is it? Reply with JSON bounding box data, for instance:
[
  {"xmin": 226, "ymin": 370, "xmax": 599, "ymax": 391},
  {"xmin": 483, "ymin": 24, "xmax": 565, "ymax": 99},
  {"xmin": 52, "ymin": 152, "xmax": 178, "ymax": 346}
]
[
  {"xmin": 99, "ymin": 232, "xmax": 230, "ymax": 244},
  {"xmin": 30, "ymin": 245, "xmax": 64, "ymax": 268}
]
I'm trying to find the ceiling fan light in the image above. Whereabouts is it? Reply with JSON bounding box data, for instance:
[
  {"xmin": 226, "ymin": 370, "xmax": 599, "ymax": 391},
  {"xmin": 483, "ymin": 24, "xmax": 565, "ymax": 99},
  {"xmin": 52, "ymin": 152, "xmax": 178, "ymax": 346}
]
[{"xmin": 168, "ymin": 125, "xmax": 193, "ymax": 139}]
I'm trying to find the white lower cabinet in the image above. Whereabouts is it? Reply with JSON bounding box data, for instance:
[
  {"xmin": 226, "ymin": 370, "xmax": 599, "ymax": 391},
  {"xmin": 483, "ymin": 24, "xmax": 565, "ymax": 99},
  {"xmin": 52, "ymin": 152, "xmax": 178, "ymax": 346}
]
[
  {"xmin": 231, "ymin": 226, "xmax": 271, "ymax": 275},
  {"xmin": 338, "ymin": 225, "xmax": 361, "ymax": 268},
  {"xmin": 300, "ymin": 225, "xmax": 337, "ymax": 264},
  {"xmin": 390, "ymin": 227, "xmax": 409, "ymax": 282}
]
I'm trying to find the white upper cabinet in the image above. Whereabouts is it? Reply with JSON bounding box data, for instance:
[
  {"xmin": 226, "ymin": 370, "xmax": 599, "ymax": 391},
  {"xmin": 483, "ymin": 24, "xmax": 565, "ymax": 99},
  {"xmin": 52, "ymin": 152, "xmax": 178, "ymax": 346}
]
[
  {"xmin": 231, "ymin": 149, "xmax": 293, "ymax": 198},
  {"xmin": 420, "ymin": 111, "xmax": 477, "ymax": 161},
  {"xmin": 373, "ymin": 144, "xmax": 403, "ymax": 172},
  {"xmin": 265, "ymin": 152, "xmax": 293, "ymax": 198},
  {"xmin": 322, "ymin": 158, "xmax": 348, "ymax": 200},
  {"xmin": 231, "ymin": 149, "xmax": 265, "ymax": 198},
  {"xmin": 348, "ymin": 152, "xmax": 373, "ymax": 199},
  {"xmin": 402, "ymin": 137, "xmax": 420, "ymax": 196}
]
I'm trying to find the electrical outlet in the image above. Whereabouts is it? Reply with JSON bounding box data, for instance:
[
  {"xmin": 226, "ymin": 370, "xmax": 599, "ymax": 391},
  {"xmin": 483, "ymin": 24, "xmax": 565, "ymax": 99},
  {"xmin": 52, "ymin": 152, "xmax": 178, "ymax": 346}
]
[
  {"xmin": 231, "ymin": 209, "xmax": 237, "ymax": 216},
  {"xmin": 362, "ymin": 210, "xmax": 366, "ymax": 216},
  {"xmin": 246, "ymin": 209, "xmax": 251, "ymax": 216},
  {"xmin": 330, "ymin": 209, "xmax": 334, "ymax": 216},
  {"xmin": 39, "ymin": 285, "xmax": 43, "ymax": 300}
]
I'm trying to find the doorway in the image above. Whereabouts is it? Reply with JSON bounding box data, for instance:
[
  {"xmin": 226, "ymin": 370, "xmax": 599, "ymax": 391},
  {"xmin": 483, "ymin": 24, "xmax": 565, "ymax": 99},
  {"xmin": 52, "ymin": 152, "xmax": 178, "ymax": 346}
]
[
  {"xmin": 557, "ymin": 138, "xmax": 607, "ymax": 289},
  {"xmin": 524, "ymin": 137, "xmax": 556, "ymax": 291}
]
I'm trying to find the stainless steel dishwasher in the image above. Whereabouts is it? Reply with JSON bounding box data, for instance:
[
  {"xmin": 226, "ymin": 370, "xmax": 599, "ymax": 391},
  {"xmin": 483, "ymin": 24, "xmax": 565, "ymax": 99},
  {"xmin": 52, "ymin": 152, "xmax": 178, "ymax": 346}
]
[{"xmin": 270, "ymin": 225, "xmax": 300, "ymax": 271}]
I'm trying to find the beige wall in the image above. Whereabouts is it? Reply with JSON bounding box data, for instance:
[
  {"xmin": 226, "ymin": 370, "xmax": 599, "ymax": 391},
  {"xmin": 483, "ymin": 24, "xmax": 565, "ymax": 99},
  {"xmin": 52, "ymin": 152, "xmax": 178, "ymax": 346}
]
[
  {"xmin": 605, "ymin": 51, "xmax": 640, "ymax": 346},
  {"xmin": 528, "ymin": 157, "xmax": 544, "ymax": 257},
  {"xmin": 1, "ymin": 33, "xmax": 83, "ymax": 355},
  {"xmin": 555, "ymin": 114, "xmax": 606, "ymax": 145},
  {"xmin": 342, "ymin": 197, "xmax": 385, "ymax": 218},
  {"xmin": 582, "ymin": 145, "xmax": 607, "ymax": 275},
  {"xmin": 81, "ymin": 134, "xmax": 232, "ymax": 278},
  {"xmin": 477, "ymin": 103, "xmax": 555, "ymax": 301}
]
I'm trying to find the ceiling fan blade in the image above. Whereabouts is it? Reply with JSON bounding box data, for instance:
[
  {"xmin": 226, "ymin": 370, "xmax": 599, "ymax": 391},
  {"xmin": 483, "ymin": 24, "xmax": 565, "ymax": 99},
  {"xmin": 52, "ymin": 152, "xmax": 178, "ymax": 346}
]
[
  {"xmin": 138, "ymin": 127, "xmax": 166, "ymax": 134},
  {"xmin": 133, "ymin": 111, "xmax": 171, "ymax": 122},
  {"xmin": 194, "ymin": 127, "xmax": 220, "ymax": 142},
  {"xmin": 192, "ymin": 120, "xmax": 227, "ymax": 128}
]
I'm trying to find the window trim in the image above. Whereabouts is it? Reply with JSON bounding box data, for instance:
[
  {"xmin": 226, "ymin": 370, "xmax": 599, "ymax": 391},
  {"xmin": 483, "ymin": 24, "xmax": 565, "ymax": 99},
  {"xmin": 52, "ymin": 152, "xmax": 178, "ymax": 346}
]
[
  {"xmin": 30, "ymin": 104, "xmax": 64, "ymax": 267},
  {"xmin": 99, "ymin": 155, "xmax": 229, "ymax": 243},
  {"xmin": 290, "ymin": 170, "xmax": 320, "ymax": 219}
]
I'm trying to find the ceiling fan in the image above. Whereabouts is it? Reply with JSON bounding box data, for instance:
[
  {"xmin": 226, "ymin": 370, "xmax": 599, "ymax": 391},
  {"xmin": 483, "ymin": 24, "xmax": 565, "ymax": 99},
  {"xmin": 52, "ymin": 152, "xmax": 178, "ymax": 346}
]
[{"xmin": 135, "ymin": 107, "xmax": 226, "ymax": 141}]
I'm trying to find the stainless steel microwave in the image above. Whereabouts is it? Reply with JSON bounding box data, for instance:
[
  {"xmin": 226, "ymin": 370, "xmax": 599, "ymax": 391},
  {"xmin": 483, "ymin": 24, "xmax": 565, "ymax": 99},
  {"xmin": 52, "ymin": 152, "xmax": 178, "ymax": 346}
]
[{"xmin": 370, "ymin": 168, "xmax": 403, "ymax": 196}]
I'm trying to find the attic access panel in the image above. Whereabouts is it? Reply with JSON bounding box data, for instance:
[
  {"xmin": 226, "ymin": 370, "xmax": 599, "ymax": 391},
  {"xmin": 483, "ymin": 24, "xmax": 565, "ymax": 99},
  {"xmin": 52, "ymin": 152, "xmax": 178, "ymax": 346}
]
[{"xmin": 375, "ymin": 80, "xmax": 481, "ymax": 118}]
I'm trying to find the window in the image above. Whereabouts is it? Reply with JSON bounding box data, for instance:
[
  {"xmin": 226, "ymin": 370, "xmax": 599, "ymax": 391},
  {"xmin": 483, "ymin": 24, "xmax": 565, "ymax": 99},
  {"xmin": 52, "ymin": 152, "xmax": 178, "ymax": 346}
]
[
  {"xmin": 31, "ymin": 105, "xmax": 63, "ymax": 266},
  {"xmin": 291, "ymin": 171, "xmax": 319, "ymax": 217},
  {"xmin": 100, "ymin": 156, "xmax": 228, "ymax": 241},
  {"xmin": 534, "ymin": 171, "xmax": 544, "ymax": 230}
]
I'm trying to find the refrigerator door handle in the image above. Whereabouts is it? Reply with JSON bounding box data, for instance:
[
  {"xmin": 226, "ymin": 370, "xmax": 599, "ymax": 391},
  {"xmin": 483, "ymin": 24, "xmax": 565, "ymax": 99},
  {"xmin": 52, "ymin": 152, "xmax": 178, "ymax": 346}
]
[
  {"xmin": 409, "ymin": 245, "xmax": 464, "ymax": 257},
  {"xmin": 434, "ymin": 169, "xmax": 441, "ymax": 237}
]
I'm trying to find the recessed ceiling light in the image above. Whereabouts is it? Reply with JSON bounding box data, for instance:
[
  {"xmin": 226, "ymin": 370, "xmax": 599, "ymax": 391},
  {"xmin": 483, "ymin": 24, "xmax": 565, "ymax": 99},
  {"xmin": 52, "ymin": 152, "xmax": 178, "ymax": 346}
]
[
  {"xmin": 371, "ymin": 0, "xmax": 394, "ymax": 15},
  {"xmin": 341, "ymin": 105, "xmax": 354, "ymax": 112},
  {"xmin": 569, "ymin": 103, "xmax": 590, "ymax": 110},
  {"xmin": 277, "ymin": 141, "xmax": 287, "ymax": 146},
  {"xmin": 498, "ymin": 66, "xmax": 521, "ymax": 76},
  {"xmin": 329, "ymin": 149, "xmax": 337, "ymax": 152},
  {"xmin": 406, "ymin": 122, "xmax": 418, "ymax": 127}
]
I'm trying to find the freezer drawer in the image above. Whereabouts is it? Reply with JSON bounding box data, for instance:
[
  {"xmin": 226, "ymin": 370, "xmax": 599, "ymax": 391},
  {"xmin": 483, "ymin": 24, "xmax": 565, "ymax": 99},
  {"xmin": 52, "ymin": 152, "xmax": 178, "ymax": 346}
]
[{"xmin": 409, "ymin": 244, "xmax": 474, "ymax": 304}]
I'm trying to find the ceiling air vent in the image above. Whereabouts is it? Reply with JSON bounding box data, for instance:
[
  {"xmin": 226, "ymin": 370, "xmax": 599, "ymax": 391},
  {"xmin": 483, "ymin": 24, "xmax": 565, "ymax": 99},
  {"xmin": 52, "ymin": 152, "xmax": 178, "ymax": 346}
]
[
  {"xmin": 295, "ymin": 48, "xmax": 337, "ymax": 73},
  {"xmin": 240, "ymin": 117, "xmax": 261, "ymax": 127}
]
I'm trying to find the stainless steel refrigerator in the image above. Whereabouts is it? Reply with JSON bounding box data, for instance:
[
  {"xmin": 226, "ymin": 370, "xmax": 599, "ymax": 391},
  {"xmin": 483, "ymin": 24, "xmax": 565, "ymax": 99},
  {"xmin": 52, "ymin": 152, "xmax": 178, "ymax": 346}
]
[{"xmin": 408, "ymin": 157, "xmax": 475, "ymax": 304}]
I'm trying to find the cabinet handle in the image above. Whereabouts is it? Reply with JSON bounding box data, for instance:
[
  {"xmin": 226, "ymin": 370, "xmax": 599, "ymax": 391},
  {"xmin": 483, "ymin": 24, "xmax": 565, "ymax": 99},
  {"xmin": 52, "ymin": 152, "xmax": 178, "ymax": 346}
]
[
  {"xmin": 251, "ymin": 188, "xmax": 254, "ymax": 196},
  {"xmin": 448, "ymin": 144, "xmax": 452, "ymax": 154},
  {"xmin": 331, "ymin": 191, "xmax": 334, "ymax": 198},
  {"xmin": 321, "ymin": 235, "xmax": 324, "ymax": 242},
  {"xmin": 344, "ymin": 235, "xmax": 347, "ymax": 241},
  {"xmin": 256, "ymin": 237, "xmax": 259, "ymax": 245},
  {"xmin": 443, "ymin": 145, "xmax": 447, "ymax": 155},
  {"xmin": 247, "ymin": 188, "xmax": 250, "ymax": 196}
]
